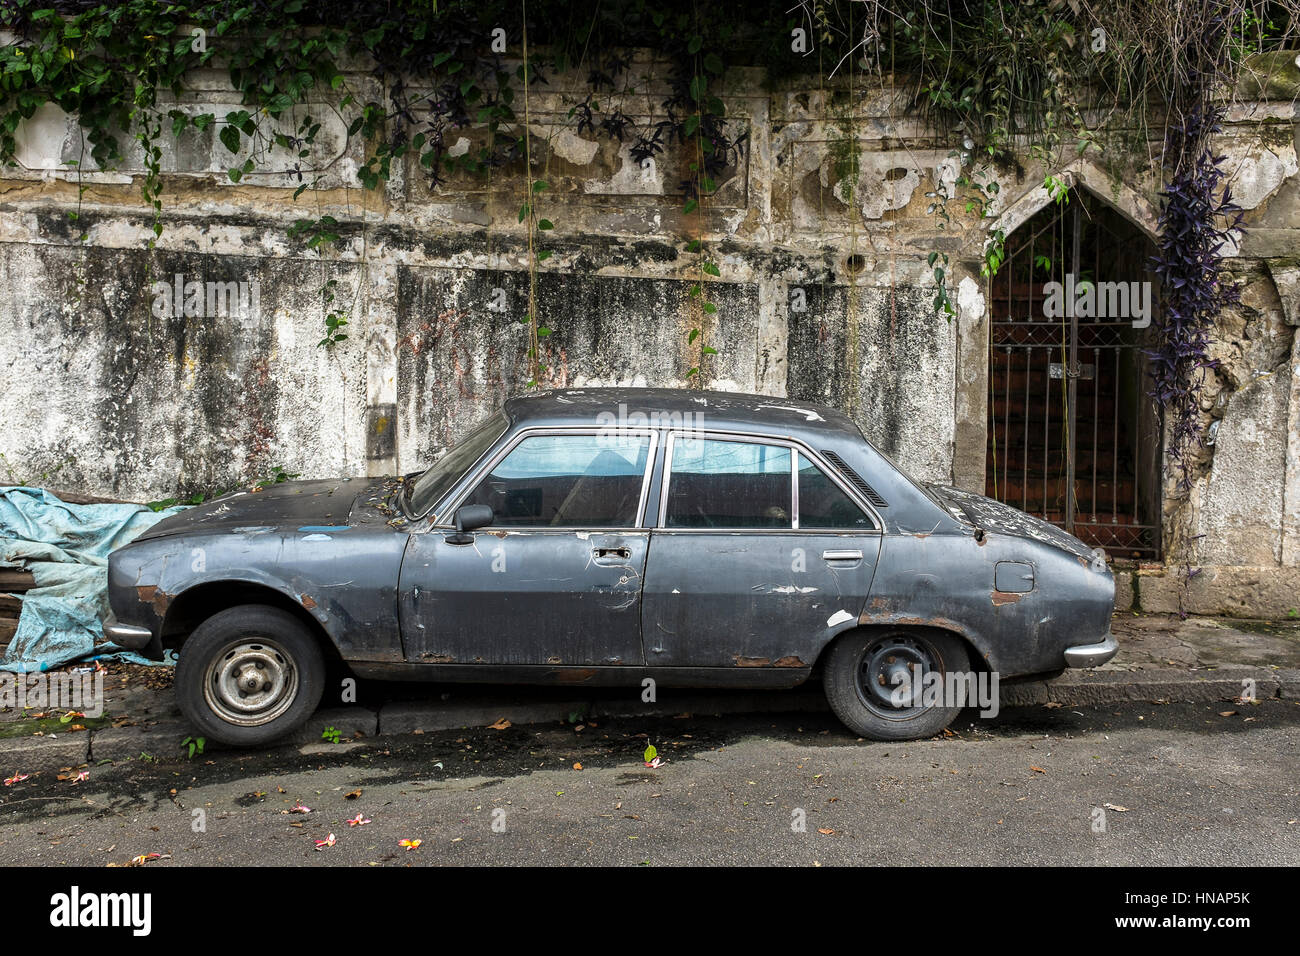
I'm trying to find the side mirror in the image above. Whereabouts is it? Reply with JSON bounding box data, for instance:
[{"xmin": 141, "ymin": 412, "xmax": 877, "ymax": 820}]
[
  {"xmin": 445, "ymin": 504, "xmax": 493, "ymax": 545},
  {"xmin": 455, "ymin": 505, "xmax": 494, "ymax": 532}
]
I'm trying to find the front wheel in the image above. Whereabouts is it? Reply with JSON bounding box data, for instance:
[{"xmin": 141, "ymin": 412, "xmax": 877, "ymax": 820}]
[
  {"xmin": 175, "ymin": 605, "xmax": 325, "ymax": 746},
  {"xmin": 823, "ymin": 628, "xmax": 971, "ymax": 741}
]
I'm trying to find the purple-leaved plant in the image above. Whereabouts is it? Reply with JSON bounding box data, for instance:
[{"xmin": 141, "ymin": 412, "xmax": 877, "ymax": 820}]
[{"xmin": 1148, "ymin": 103, "xmax": 1246, "ymax": 493}]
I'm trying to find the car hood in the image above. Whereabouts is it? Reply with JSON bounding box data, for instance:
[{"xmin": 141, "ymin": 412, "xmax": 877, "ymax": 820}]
[
  {"xmin": 926, "ymin": 485, "xmax": 1101, "ymax": 564},
  {"xmin": 134, "ymin": 477, "xmax": 393, "ymax": 540}
]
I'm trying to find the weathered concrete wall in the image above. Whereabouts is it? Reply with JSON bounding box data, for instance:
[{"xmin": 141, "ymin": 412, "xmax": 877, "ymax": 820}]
[
  {"xmin": 2, "ymin": 52, "xmax": 1299, "ymax": 614},
  {"xmin": 0, "ymin": 232, "xmax": 368, "ymax": 498}
]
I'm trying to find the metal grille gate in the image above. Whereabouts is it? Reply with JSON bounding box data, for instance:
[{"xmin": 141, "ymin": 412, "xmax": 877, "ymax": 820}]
[{"xmin": 986, "ymin": 191, "xmax": 1163, "ymax": 559}]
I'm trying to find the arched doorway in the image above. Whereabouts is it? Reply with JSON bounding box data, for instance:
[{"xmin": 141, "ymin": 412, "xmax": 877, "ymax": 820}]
[{"xmin": 985, "ymin": 189, "xmax": 1163, "ymax": 559}]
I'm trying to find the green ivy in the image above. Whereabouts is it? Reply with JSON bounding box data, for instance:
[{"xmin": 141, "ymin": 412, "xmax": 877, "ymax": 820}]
[{"xmin": 2, "ymin": 0, "xmax": 1294, "ymax": 340}]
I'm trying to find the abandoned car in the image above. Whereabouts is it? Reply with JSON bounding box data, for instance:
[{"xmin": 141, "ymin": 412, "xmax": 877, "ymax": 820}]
[{"xmin": 104, "ymin": 388, "xmax": 1118, "ymax": 745}]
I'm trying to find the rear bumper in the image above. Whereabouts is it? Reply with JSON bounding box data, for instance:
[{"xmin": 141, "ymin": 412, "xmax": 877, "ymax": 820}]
[
  {"xmin": 101, "ymin": 613, "xmax": 155, "ymax": 650},
  {"xmin": 1063, "ymin": 632, "xmax": 1119, "ymax": 668}
]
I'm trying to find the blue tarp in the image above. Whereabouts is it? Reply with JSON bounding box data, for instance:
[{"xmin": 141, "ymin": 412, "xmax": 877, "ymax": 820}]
[{"xmin": 0, "ymin": 486, "xmax": 187, "ymax": 673}]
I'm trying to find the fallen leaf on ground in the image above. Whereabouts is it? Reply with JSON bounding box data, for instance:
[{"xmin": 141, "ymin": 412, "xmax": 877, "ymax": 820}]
[{"xmin": 488, "ymin": 718, "xmax": 511, "ymax": 730}]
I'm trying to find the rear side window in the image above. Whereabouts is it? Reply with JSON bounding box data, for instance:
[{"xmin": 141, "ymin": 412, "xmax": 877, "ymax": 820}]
[
  {"xmin": 463, "ymin": 434, "xmax": 651, "ymax": 527},
  {"xmin": 665, "ymin": 438, "xmax": 792, "ymax": 528},
  {"xmin": 798, "ymin": 454, "xmax": 876, "ymax": 530}
]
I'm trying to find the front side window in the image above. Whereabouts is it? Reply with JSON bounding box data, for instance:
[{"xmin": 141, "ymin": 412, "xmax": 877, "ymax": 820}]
[
  {"xmin": 798, "ymin": 454, "xmax": 876, "ymax": 529},
  {"xmin": 462, "ymin": 433, "xmax": 651, "ymax": 527},
  {"xmin": 665, "ymin": 438, "xmax": 792, "ymax": 528}
]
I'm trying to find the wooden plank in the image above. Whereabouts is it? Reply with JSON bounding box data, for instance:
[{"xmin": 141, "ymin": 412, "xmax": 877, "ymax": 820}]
[
  {"xmin": 47, "ymin": 488, "xmax": 139, "ymax": 505},
  {"xmin": 0, "ymin": 570, "xmax": 36, "ymax": 592},
  {"xmin": 0, "ymin": 594, "xmax": 22, "ymax": 614}
]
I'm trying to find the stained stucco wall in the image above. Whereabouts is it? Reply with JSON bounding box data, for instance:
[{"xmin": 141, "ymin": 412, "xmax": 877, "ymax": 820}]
[{"xmin": 1, "ymin": 53, "xmax": 1298, "ymax": 614}]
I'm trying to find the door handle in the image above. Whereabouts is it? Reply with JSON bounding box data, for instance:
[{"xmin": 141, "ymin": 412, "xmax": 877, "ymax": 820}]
[
  {"xmin": 822, "ymin": 549, "xmax": 863, "ymax": 561},
  {"xmin": 594, "ymin": 547, "xmax": 631, "ymax": 560}
]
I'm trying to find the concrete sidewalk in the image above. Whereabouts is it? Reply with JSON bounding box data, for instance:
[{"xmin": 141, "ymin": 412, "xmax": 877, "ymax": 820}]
[{"xmin": 2, "ymin": 613, "xmax": 1298, "ymax": 771}]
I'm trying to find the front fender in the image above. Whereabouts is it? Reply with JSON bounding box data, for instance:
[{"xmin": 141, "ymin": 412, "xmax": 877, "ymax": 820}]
[{"xmin": 107, "ymin": 525, "xmax": 407, "ymax": 661}]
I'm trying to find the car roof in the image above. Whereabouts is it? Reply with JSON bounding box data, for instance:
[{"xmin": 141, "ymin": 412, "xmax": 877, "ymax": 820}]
[{"xmin": 502, "ymin": 388, "xmax": 863, "ymax": 441}]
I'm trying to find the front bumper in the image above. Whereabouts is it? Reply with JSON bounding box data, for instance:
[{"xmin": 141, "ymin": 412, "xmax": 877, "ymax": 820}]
[
  {"xmin": 101, "ymin": 613, "xmax": 155, "ymax": 650},
  {"xmin": 1063, "ymin": 632, "xmax": 1119, "ymax": 668}
]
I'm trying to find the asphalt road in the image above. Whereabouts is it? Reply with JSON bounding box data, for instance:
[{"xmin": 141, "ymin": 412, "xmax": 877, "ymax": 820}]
[{"xmin": 1, "ymin": 699, "xmax": 1297, "ymax": 866}]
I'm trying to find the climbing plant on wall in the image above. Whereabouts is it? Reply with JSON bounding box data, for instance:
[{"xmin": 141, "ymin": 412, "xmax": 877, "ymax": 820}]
[
  {"xmin": 1147, "ymin": 8, "xmax": 1248, "ymax": 495},
  {"xmin": 0, "ymin": 0, "xmax": 1295, "ymax": 458}
]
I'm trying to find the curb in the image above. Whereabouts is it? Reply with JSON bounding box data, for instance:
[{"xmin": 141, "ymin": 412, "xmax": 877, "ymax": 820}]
[
  {"xmin": 358, "ymin": 669, "xmax": 1299, "ymax": 733},
  {"xmin": 292, "ymin": 706, "xmax": 379, "ymax": 746},
  {"xmin": 4, "ymin": 668, "xmax": 1296, "ymax": 765},
  {"xmin": 0, "ymin": 731, "xmax": 90, "ymax": 773},
  {"xmin": 87, "ymin": 717, "xmax": 196, "ymax": 764},
  {"xmin": 1002, "ymin": 667, "xmax": 1300, "ymax": 708}
]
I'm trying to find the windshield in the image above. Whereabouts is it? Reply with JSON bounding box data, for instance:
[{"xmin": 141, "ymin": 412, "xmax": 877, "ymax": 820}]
[{"xmin": 407, "ymin": 412, "xmax": 509, "ymax": 517}]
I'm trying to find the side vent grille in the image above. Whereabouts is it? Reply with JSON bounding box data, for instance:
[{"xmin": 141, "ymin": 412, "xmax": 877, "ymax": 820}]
[{"xmin": 821, "ymin": 450, "xmax": 888, "ymax": 508}]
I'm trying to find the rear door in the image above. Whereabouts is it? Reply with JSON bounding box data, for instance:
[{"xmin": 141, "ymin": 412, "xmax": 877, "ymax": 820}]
[
  {"xmin": 399, "ymin": 429, "xmax": 656, "ymax": 667},
  {"xmin": 641, "ymin": 434, "xmax": 881, "ymax": 668}
]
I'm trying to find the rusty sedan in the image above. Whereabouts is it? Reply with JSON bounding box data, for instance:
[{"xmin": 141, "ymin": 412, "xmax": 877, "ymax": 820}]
[{"xmin": 104, "ymin": 388, "xmax": 1117, "ymax": 745}]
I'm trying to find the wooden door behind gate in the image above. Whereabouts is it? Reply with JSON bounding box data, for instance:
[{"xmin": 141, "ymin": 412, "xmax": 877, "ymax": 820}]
[{"xmin": 986, "ymin": 191, "xmax": 1162, "ymax": 559}]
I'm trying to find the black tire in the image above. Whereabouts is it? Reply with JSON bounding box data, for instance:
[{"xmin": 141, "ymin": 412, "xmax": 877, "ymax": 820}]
[
  {"xmin": 175, "ymin": 604, "xmax": 325, "ymax": 747},
  {"xmin": 823, "ymin": 628, "xmax": 971, "ymax": 741}
]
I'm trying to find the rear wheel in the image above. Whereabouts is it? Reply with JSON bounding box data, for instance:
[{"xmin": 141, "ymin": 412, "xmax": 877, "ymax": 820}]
[
  {"xmin": 823, "ymin": 628, "xmax": 970, "ymax": 741},
  {"xmin": 175, "ymin": 605, "xmax": 325, "ymax": 746}
]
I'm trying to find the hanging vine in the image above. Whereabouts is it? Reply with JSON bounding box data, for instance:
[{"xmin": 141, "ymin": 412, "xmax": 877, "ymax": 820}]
[{"xmin": 0, "ymin": 0, "xmax": 1293, "ymax": 449}]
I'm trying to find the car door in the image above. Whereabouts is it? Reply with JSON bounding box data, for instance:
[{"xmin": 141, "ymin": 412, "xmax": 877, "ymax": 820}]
[
  {"xmin": 398, "ymin": 429, "xmax": 656, "ymax": 667},
  {"xmin": 641, "ymin": 434, "xmax": 882, "ymax": 668}
]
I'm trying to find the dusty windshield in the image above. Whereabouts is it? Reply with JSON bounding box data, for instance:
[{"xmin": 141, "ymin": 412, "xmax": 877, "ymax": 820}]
[{"xmin": 408, "ymin": 412, "xmax": 508, "ymax": 517}]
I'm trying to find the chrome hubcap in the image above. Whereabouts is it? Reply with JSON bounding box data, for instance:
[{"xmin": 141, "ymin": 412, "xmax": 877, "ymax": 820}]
[{"xmin": 204, "ymin": 639, "xmax": 298, "ymax": 727}]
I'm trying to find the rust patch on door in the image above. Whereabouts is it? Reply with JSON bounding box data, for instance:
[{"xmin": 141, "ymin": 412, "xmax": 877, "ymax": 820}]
[
  {"xmin": 733, "ymin": 655, "xmax": 771, "ymax": 667},
  {"xmin": 300, "ymin": 594, "xmax": 317, "ymax": 609},
  {"xmin": 992, "ymin": 590, "xmax": 1022, "ymax": 606},
  {"xmin": 773, "ymin": 655, "xmax": 806, "ymax": 668}
]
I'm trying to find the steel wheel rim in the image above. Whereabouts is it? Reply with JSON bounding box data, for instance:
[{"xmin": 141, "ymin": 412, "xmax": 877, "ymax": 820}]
[
  {"xmin": 203, "ymin": 638, "xmax": 298, "ymax": 727},
  {"xmin": 854, "ymin": 633, "xmax": 940, "ymax": 721}
]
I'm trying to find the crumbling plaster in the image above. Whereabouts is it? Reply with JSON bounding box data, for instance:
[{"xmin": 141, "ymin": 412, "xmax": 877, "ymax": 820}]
[{"xmin": 2, "ymin": 52, "xmax": 1299, "ymax": 616}]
